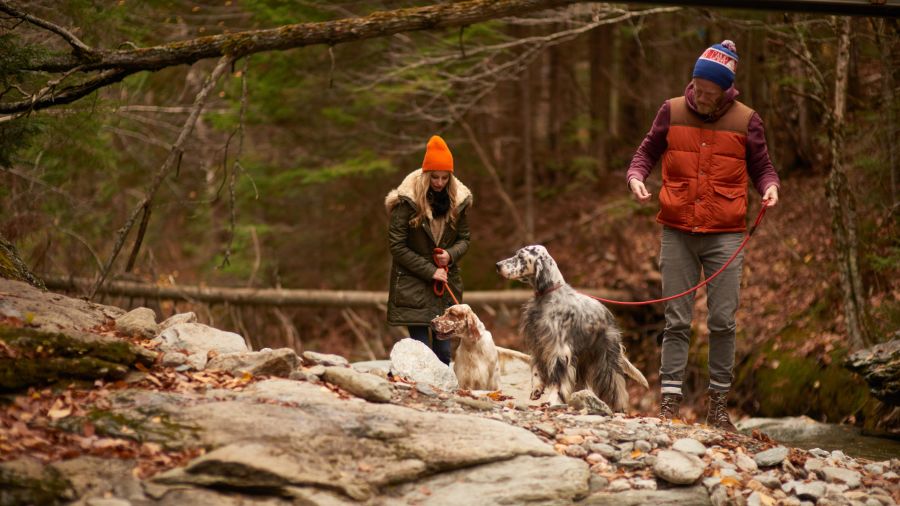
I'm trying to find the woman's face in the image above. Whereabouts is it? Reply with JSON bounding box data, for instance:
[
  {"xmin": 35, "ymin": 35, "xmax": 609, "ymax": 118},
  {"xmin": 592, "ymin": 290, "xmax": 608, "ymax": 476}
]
[{"xmin": 429, "ymin": 171, "xmax": 451, "ymax": 192}]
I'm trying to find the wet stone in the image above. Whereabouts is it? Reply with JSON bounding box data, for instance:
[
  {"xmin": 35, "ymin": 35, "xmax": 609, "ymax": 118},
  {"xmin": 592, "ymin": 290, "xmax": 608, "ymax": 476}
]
[
  {"xmin": 752, "ymin": 473, "xmax": 782, "ymax": 489},
  {"xmin": 672, "ymin": 438, "xmax": 707, "ymax": 457},
  {"xmin": 590, "ymin": 443, "xmax": 618, "ymax": 460},
  {"xmin": 755, "ymin": 446, "xmax": 789, "ymax": 467}
]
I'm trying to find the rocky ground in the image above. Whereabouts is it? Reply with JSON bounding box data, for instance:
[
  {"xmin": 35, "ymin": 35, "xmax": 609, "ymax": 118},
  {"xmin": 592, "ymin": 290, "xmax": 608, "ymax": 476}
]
[{"xmin": 1, "ymin": 278, "xmax": 898, "ymax": 506}]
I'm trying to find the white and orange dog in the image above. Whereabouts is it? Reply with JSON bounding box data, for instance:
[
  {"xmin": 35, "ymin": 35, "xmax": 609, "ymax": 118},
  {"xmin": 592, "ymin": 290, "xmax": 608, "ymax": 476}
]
[{"xmin": 431, "ymin": 304, "xmax": 530, "ymax": 391}]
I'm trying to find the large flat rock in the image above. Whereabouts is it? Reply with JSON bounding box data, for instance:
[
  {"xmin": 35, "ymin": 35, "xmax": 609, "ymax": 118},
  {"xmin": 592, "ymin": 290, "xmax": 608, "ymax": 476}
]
[{"xmin": 152, "ymin": 379, "xmax": 556, "ymax": 501}]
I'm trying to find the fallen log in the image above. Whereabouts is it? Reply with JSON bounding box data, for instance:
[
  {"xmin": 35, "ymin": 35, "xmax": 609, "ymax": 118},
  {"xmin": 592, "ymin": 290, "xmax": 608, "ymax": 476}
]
[{"xmin": 43, "ymin": 276, "xmax": 635, "ymax": 309}]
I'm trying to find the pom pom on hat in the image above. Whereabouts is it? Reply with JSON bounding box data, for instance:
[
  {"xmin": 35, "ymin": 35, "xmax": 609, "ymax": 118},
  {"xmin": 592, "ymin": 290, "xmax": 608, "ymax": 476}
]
[
  {"xmin": 422, "ymin": 135, "xmax": 453, "ymax": 172},
  {"xmin": 693, "ymin": 40, "xmax": 739, "ymax": 90}
]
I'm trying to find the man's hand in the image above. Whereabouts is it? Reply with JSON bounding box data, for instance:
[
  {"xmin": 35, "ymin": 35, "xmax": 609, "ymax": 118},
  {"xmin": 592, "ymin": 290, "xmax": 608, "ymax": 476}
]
[
  {"xmin": 629, "ymin": 178, "xmax": 652, "ymax": 203},
  {"xmin": 762, "ymin": 185, "xmax": 779, "ymax": 207}
]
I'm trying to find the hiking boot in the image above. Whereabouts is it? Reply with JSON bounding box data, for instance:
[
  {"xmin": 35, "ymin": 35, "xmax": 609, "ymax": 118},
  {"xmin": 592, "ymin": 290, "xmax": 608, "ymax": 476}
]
[
  {"xmin": 706, "ymin": 390, "xmax": 737, "ymax": 432},
  {"xmin": 658, "ymin": 393, "xmax": 683, "ymax": 420}
]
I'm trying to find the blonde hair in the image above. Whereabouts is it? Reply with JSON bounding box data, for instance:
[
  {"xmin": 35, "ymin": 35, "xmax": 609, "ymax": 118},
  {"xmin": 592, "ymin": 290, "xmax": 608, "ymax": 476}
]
[{"xmin": 409, "ymin": 170, "xmax": 461, "ymax": 228}]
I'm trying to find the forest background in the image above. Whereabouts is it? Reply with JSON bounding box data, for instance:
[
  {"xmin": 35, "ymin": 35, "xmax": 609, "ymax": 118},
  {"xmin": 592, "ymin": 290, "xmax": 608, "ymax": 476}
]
[{"xmin": 0, "ymin": 1, "xmax": 897, "ymax": 430}]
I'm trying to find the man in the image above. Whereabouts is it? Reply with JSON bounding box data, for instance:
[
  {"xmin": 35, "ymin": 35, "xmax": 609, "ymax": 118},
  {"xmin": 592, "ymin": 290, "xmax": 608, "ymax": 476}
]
[{"xmin": 626, "ymin": 40, "xmax": 780, "ymax": 431}]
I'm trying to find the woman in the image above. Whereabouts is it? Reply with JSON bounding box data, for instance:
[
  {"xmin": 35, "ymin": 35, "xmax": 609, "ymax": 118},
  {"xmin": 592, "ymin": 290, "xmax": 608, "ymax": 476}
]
[{"xmin": 384, "ymin": 135, "xmax": 472, "ymax": 365}]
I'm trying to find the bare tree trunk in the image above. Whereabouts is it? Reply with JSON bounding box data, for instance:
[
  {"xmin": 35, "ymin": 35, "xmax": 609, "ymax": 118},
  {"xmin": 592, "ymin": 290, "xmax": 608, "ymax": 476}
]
[
  {"xmin": 826, "ymin": 16, "xmax": 871, "ymax": 350},
  {"xmin": 520, "ymin": 60, "xmax": 536, "ymax": 243},
  {"xmin": 876, "ymin": 19, "xmax": 898, "ymax": 209},
  {"xmin": 589, "ymin": 25, "xmax": 611, "ymax": 175},
  {"xmin": 459, "ymin": 119, "xmax": 528, "ymax": 240},
  {"xmin": 608, "ymin": 26, "xmax": 621, "ymax": 140}
]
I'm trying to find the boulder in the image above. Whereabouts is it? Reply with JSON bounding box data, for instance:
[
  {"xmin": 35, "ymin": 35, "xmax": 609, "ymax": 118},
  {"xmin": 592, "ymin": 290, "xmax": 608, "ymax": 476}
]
[
  {"xmin": 150, "ymin": 379, "xmax": 557, "ymax": 502},
  {"xmin": 0, "ymin": 278, "xmax": 124, "ymax": 333},
  {"xmin": 389, "ymin": 338, "xmax": 457, "ymax": 391},
  {"xmin": 321, "ymin": 366, "xmax": 393, "ymax": 403},
  {"xmin": 0, "ymin": 458, "xmax": 74, "ymax": 505},
  {"xmin": 584, "ymin": 486, "xmax": 712, "ymax": 505},
  {"xmin": 154, "ymin": 323, "xmax": 248, "ymax": 370},
  {"xmin": 0, "ymin": 325, "xmax": 156, "ymax": 392},
  {"xmin": 206, "ymin": 348, "xmax": 299, "ymax": 378},
  {"xmin": 301, "ymin": 350, "xmax": 349, "ymax": 367},
  {"xmin": 114, "ymin": 307, "xmax": 158, "ymax": 339},
  {"xmin": 385, "ymin": 455, "xmax": 589, "ymax": 506},
  {"xmin": 845, "ymin": 339, "xmax": 900, "ymax": 405},
  {"xmin": 159, "ymin": 312, "xmax": 197, "ymax": 332}
]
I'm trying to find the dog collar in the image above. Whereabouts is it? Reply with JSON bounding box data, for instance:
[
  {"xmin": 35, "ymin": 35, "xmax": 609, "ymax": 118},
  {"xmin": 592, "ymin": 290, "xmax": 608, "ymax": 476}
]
[{"xmin": 535, "ymin": 284, "xmax": 565, "ymax": 297}]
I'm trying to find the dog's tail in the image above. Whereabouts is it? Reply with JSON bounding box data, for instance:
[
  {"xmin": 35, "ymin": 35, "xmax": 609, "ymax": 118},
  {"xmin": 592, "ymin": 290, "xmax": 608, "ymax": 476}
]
[
  {"xmin": 496, "ymin": 346, "xmax": 531, "ymax": 363},
  {"xmin": 619, "ymin": 345, "xmax": 649, "ymax": 389}
]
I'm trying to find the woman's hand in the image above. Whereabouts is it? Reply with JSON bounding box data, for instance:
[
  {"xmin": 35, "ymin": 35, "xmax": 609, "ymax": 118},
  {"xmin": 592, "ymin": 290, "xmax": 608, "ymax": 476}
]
[
  {"xmin": 432, "ymin": 268, "xmax": 448, "ymax": 282},
  {"xmin": 434, "ymin": 249, "xmax": 451, "ymax": 266}
]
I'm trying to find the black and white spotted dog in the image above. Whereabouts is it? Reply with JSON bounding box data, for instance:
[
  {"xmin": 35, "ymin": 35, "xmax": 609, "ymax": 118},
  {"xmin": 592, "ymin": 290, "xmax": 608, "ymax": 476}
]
[{"xmin": 496, "ymin": 245, "xmax": 648, "ymax": 410}]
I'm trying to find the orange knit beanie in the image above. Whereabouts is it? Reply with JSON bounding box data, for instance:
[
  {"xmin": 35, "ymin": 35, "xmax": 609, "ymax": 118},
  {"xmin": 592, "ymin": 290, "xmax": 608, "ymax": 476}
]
[{"xmin": 421, "ymin": 135, "xmax": 453, "ymax": 172}]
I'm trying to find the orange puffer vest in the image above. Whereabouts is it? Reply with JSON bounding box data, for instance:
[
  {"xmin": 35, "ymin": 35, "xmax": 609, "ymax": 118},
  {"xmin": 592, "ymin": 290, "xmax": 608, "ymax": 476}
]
[{"xmin": 659, "ymin": 96, "xmax": 755, "ymax": 233}]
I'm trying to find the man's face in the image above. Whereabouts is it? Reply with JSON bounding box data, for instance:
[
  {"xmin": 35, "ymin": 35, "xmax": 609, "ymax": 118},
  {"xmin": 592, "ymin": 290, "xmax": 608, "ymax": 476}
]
[{"xmin": 692, "ymin": 78, "xmax": 725, "ymax": 115}]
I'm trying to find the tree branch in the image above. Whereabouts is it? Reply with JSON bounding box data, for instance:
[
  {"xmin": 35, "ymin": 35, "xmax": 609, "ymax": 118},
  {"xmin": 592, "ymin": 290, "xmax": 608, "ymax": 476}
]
[
  {"xmin": 21, "ymin": 0, "xmax": 605, "ymax": 74},
  {"xmin": 0, "ymin": 0, "xmax": 93, "ymax": 55},
  {"xmin": 0, "ymin": 69, "xmax": 134, "ymax": 116},
  {"xmin": 89, "ymin": 55, "xmax": 233, "ymax": 300}
]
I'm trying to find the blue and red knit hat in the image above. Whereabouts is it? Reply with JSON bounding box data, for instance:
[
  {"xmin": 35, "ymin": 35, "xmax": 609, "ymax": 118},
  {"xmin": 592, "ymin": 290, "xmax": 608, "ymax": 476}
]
[{"xmin": 692, "ymin": 40, "xmax": 739, "ymax": 90}]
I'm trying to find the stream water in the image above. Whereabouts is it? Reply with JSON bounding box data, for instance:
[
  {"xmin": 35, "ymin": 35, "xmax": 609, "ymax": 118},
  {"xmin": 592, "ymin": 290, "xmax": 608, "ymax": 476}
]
[{"xmin": 738, "ymin": 416, "xmax": 900, "ymax": 461}]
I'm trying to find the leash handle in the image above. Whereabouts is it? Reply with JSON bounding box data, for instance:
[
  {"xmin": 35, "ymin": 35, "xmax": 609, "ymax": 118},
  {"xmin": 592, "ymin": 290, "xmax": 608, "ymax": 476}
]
[
  {"xmin": 432, "ymin": 248, "xmax": 460, "ymax": 305},
  {"xmin": 588, "ymin": 202, "xmax": 768, "ymax": 306}
]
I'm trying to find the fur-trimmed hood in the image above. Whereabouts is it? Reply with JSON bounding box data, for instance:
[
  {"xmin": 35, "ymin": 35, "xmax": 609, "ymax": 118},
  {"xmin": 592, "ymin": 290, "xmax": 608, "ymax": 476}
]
[{"xmin": 384, "ymin": 169, "xmax": 473, "ymax": 218}]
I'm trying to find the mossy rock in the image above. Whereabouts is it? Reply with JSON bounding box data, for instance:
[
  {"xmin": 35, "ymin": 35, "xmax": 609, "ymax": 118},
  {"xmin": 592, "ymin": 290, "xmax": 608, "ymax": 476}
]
[
  {"xmin": 0, "ymin": 325, "xmax": 153, "ymax": 392},
  {"xmin": 0, "ymin": 234, "xmax": 45, "ymax": 290},
  {"xmin": 735, "ymin": 324, "xmax": 881, "ymax": 428},
  {"xmin": 0, "ymin": 459, "xmax": 74, "ymax": 506}
]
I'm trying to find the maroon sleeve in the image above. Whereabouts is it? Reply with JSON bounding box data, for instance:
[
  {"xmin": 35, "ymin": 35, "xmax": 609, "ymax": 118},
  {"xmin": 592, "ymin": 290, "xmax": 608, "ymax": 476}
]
[
  {"xmin": 626, "ymin": 101, "xmax": 670, "ymax": 185},
  {"xmin": 746, "ymin": 112, "xmax": 781, "ymax": 195}
]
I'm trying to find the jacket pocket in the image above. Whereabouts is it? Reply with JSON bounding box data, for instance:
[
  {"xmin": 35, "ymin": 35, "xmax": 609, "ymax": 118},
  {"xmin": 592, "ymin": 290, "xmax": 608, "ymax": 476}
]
[
  {"xmin": 395, "ymin": 271, "xmax": 427, "ymax": 309},
  {"xmin": 711, "ymin": 183, "xmax": 747, "ymax": 229},
  {"xmin": 658, "ymin": 180, "xmax": 690, "ymax": 225}
]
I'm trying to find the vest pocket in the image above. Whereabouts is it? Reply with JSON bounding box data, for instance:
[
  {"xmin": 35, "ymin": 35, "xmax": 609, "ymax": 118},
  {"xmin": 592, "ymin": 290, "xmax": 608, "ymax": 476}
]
[
  {"xmin": 659, "ymin": 180, "xmax": 690, "ymax": 225},
  {"xmin": 711, "ymin": 183, "xmax": 747, "ymax": 229}
]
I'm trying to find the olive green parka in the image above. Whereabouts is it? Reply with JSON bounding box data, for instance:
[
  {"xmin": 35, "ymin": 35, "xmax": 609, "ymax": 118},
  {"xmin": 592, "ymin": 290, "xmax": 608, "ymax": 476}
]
[{"xmin": 385, "ymin": 170, "xmax": 472, "ymax": 327}]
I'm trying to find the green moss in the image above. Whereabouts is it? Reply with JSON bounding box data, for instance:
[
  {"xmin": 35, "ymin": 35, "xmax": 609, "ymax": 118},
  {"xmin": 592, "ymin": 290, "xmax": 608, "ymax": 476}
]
[
  {"xmin": 0, "ymin": 357, "xmax": 128, "ymax": 392},
  {"xmin": 0, "ymin": 464, "xmax": 73, "ymax": 506},
  {"xmin": 0, "ymin": 235, "xmax": 45, "ymax": 289},
  {"xmin": 0, "ymin": 326, "xmax": 138, "ymax": 364},
  {"xmin": 736, "ymin": 324, "xmax": 880, "ymax": 427},
  {"xmin": 0, "ymin": 326, "xmax": 140, "ymax": 392},
  {"xmin": 62, "ymin": 408, "xmax": 199, "ymax": 449}
]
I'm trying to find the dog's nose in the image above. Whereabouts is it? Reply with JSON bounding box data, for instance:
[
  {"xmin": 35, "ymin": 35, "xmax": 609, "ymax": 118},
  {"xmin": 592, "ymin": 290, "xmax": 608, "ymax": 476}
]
[{"xmin": 495, "ymin": 262, "xmax": 501, "ymax": 272}]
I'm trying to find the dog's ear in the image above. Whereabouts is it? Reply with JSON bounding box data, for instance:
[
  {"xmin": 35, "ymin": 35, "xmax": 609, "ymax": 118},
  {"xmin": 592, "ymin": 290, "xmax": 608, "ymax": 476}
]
[
  {"xmin": 465, "ymin": 309, "xmax": 481, "ymax": 341},
  {"xmin": 533, "ymin": 255, "xmax": 553, "ymax": 293}
]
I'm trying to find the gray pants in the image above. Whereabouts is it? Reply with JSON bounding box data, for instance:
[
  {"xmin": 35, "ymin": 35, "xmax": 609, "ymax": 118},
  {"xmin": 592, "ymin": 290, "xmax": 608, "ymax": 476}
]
[{"xmin": 659, "ymin": 226, "xmax": 744, "ymax": 395}]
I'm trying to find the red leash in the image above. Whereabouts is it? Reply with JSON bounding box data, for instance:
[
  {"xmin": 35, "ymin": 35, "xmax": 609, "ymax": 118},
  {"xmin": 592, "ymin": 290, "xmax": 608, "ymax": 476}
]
[
  {"xmin": 433, "ymin": 248, "xmax": 460, "ymax": 305},
  {"xmin": 587, "ymin": 202, "xmax": 769, "ymax": 306}
]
